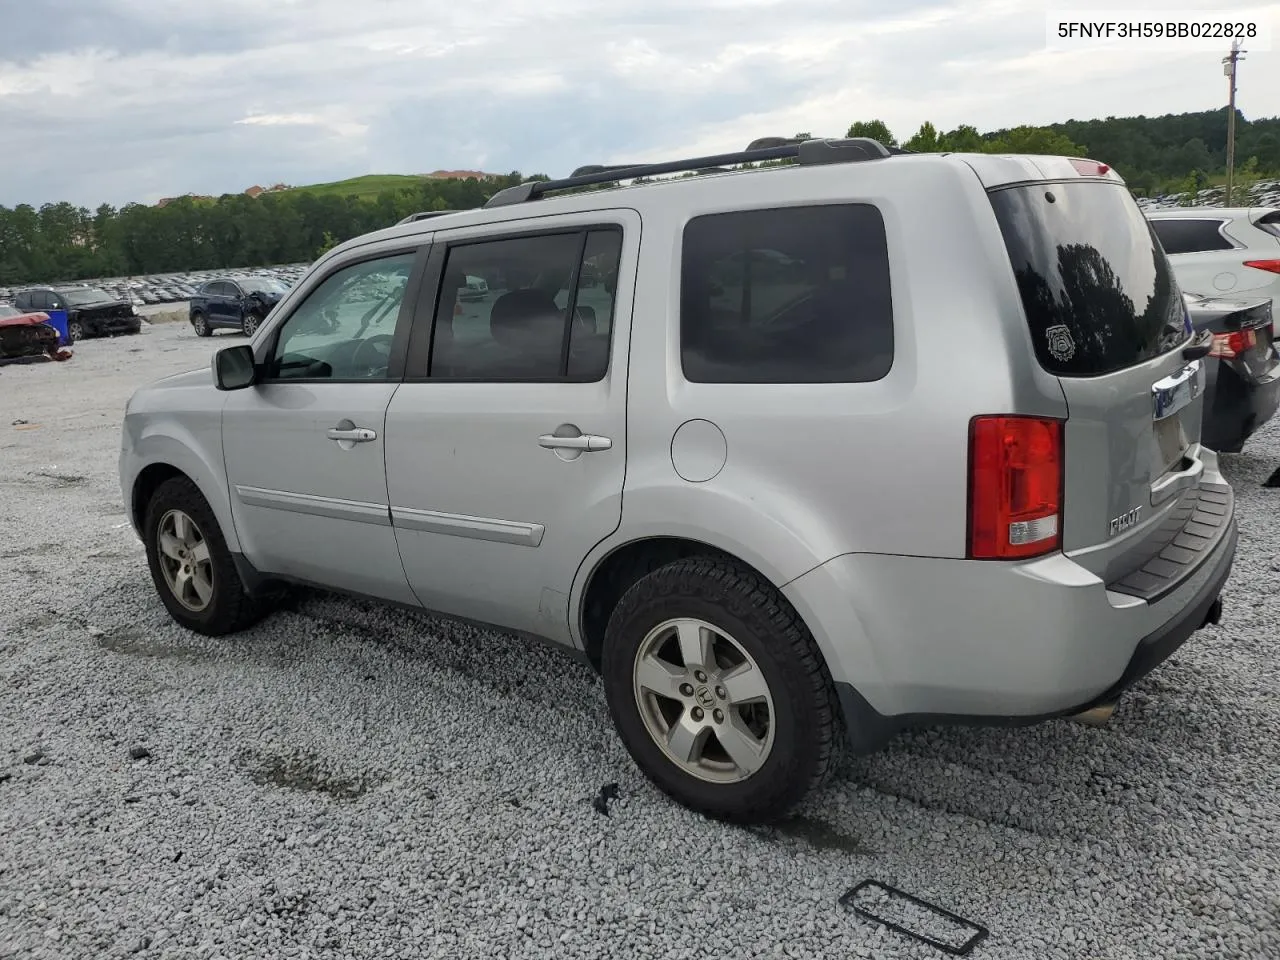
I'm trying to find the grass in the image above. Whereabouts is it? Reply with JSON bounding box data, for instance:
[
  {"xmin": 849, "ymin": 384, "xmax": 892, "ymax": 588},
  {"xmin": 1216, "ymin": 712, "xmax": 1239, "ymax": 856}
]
[{"xmin": 280, "ymin": 175, "xmax": 431, "ymax": 200}]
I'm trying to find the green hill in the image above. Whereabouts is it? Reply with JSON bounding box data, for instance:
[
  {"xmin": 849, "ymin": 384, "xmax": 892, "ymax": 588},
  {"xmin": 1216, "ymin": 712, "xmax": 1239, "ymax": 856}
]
[{"xmin": 281, "ymin": 174, "xmax": 431, "ymax": 200}]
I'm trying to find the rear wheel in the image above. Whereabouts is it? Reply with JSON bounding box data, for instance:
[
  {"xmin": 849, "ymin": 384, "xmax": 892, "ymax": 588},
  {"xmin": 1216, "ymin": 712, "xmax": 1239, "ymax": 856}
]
[
  {"xmin": 191, "ymin": 312, "xmax": 211, "ymax": 337},
  {"xmin": 67, "ymin": 320, "xmax": 85, "ymax": 342},
  {"xmin": 602, "ymin": 558, "xmax": 842, "ymax": 824},
  {"xmin": 143, "ymin": 476, "xmax": 267, "ymax": 635}
]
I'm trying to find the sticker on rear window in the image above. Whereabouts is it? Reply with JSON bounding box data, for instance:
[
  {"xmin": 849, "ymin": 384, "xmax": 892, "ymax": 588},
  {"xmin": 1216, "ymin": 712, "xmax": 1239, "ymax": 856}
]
[{"xmin": 1045, "ymin": 324, "xmax": 1075, "ymax": 362}]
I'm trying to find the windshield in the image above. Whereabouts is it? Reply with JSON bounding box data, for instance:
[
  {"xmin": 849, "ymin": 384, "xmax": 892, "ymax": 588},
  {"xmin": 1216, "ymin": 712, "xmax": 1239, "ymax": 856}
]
[
  {"xmin": 988, "ymin": 181, "xmax": 1188, "ymax": 377},
  {"xmin": 0, "ymin": 305, "xmax": 19, "ymax": 318},
  {"xmin": 60, "ymin": 288, "xmax": 113, "ymax": 305},
  {"xmin": 241, "ymin": 277, "xmax": 290, "ymax": 295}
]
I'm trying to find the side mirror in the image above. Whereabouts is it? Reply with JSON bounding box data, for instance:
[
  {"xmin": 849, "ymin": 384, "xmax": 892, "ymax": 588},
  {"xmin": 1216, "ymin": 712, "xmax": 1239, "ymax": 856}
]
[{"xmin": 213, "ymin": 344, "xmax": 257, "ymax": 390}]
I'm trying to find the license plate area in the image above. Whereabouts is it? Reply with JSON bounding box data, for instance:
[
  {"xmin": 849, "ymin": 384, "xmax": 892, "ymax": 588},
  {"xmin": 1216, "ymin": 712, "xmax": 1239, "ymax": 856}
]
[{"xmin": 1154, "ymin": 413, "xmax": 1189, "ymax": 474}]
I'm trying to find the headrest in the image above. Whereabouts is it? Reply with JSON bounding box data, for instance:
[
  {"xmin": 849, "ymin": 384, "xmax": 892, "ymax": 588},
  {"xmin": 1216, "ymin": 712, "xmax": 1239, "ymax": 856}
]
[{"xmin": 489, "ymin": 288, "xmax": 563, "ymax": 347}]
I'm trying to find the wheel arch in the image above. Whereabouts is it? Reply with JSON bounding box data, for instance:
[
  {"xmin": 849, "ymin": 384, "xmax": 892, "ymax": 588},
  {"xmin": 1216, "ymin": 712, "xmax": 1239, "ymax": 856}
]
[
  {"xmin": 576, "ymin": 534, "xmax": 803, "ymax": 674},
  {"xmin": 127, "ymin": 431, "xmax": 239, "ymax": 553}
]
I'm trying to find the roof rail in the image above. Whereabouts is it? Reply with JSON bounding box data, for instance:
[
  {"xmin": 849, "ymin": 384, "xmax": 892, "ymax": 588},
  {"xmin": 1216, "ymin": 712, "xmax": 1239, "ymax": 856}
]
[
  {"xmin": 395, "ymin": 209, "xmax": 462, "ymax": 225},
  {"xmin": 484, "ymin": 137, "xmax": 896, "ymax": 209}
]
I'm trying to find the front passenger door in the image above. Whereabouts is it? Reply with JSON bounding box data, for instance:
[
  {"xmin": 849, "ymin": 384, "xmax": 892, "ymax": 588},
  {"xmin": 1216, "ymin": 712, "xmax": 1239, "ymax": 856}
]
[{"xmin": 221, "ymin": 245, "xmax": 426, "ymax": 603}]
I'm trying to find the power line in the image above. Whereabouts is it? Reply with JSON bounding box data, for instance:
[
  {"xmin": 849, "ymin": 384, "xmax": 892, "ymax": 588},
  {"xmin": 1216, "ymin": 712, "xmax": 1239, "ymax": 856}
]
[{"xmin": 1223, "ymin": 40, "xmax": 1246, "ymax": 207}]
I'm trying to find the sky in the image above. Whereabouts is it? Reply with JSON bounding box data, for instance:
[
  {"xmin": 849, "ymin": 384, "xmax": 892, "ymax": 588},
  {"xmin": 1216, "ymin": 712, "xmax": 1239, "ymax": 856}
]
[{"xmin": 0, "ymin": 0, "xmax": 1276, "ymax": 209}]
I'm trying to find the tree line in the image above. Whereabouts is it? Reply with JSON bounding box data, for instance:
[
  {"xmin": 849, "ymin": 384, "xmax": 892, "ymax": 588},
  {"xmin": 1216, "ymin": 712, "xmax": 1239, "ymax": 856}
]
[{"xmin": 0, "ymin": 109, "xmax": 1269, "ymax": 286}]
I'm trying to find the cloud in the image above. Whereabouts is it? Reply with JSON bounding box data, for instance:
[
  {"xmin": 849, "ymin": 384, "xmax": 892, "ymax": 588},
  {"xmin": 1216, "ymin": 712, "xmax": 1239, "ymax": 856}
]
[{"xmin": 0, "ymin": 0, "xmax": 1276, "ymax": 208}]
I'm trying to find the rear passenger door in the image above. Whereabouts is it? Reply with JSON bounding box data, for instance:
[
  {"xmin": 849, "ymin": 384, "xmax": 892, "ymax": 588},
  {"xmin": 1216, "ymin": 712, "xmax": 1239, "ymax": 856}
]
[
  {"xmin": 383, "ymin": 211, "xmax": 637, "ymax": 642},
  {"xmin": 1150, "ymin": 217, "xmax": 1242, "ymax": 296}
]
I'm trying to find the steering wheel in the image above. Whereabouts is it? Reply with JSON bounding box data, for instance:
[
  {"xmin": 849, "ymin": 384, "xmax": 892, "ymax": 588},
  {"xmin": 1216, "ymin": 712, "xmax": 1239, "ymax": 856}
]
[{"xmin": 351, "ymin": 334, "xmax": 395, "ymax": 376}]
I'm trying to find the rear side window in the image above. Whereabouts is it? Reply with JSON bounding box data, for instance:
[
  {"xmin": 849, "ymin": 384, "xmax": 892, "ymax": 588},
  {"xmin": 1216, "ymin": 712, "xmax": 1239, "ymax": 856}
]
[
  {"xmin": 680, "ymin": 204, "xmax": 893, "ymax": 383},
  {"xmin": 1149, "ymin": 218, "xmax": 1234, "ymax": 254},
  {"xmin": 1253, "ymin": 211, "xmax": 1280, "ymax": 240},
  {"xmin": 989, "ymin": 182, "xmax": 1189, "ymax": 378}
]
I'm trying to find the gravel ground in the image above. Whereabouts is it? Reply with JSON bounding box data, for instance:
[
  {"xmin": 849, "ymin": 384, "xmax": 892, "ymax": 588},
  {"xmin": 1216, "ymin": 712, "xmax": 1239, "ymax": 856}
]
[{"xmin": 2, "ymin": 324, "xmax": 1279, "ymax": 959}]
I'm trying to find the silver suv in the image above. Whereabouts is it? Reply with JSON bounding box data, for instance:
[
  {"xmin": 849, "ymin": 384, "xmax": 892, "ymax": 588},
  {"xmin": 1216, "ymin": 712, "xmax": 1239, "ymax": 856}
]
[{"xmin": 120, "ymin": 138, "xmax": 1238, "ymax": 823}]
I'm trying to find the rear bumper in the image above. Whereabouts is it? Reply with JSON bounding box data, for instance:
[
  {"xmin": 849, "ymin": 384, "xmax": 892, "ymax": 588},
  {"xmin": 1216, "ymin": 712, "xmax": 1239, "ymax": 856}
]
[
  {"xmin": 783, "ymin": 472, "xmax": 1238, "ymax": 753},
  {"xmin": 1201, "ymin": 360, "xmax": 1280, "ymax": 452}
]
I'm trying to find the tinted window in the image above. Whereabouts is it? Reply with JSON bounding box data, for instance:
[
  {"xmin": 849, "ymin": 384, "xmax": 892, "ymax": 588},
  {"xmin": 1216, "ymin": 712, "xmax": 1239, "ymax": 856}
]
[
  {"xmin": 680, "ymin": 205, "xmax": 893, "ymax": 384},
  {"xmin": 268, "ymin": 252, "xmax": 416, "ymax": 381},
  {"xmin": 989, "ymin": 183, "xmax": 1188, "ymax": 378},
  {"xmin": 427, "ymin": 227, "xmax": 622, "ymax": 381},
  {"xmin": 1149, "ymin": 218, "xmax": 1234, "ymax": 255},
  {"xmin": 242, "ymin": 277, "xmax": 289, "ymax": 295},
  {"xmin": 14, "ymin": 291, "xmax": 33, "ymax": 311}
]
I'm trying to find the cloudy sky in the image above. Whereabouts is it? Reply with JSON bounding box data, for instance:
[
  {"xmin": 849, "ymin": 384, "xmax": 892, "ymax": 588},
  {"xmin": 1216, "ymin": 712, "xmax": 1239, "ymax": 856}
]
[{"xmin": 0, "ymin": 0, "xmax": 1275, "ymax": 208}]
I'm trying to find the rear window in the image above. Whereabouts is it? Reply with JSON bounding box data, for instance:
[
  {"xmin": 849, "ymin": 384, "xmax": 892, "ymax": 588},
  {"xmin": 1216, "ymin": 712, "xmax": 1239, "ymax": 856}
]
[
  {"xmin": 1149, "ymin": 218, "xmax": 1234, "ymax": 255},
  {"xmin": 989, "ymin": 182, "xmax": 1189, "ymax": 377},
  {"xmin": 680, "ymin": 204, "xmax": 893, "ymax": 383}
]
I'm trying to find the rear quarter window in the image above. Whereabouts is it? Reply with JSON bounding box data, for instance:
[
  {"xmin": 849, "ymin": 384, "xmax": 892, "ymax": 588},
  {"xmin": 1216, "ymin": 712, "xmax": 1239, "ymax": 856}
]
[
  {"xmin": 989, "ymin": 182, "xmax": 1189, "ymax": 378},
  {"xmin": 680, "ymin": 204, "xmax": 893, "ymax": 384},
  {"xmin": 1149, "ymin": 218, "xmax": 1234, "ymax": 254}
]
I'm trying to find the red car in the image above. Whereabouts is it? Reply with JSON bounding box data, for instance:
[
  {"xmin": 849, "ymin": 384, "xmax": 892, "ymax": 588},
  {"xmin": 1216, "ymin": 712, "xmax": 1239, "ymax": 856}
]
[{"xmin": 0, "ymin": 305, "xmax": 72, "ymax": 363}]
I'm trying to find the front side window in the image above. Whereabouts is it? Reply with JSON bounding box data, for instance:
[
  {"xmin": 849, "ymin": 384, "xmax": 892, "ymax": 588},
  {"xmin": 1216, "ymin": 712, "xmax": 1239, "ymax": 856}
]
[
  {"xmin": 680, "ymin": 204, "xmax": 894, "ymax": 383},
  {"xmin": 267, "ymin": 252, "xmax": 416, "ymax": 381},
  {"xmin": 426, "ymin": 227, "xmax": 623, "ymax": 381}
]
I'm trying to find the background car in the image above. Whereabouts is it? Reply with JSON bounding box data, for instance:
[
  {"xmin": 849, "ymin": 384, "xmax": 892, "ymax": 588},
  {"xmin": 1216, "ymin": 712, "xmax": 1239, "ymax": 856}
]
[
  {"xmin": 0, "ymin": 303, "xmax": 67, "ymax": 362},
  {"xmin": 1184, "ymin": 291, "xmax": 1279, "ymax": 453},
  {"xmin": 1148, "ymin": 208, "xmax": 1280, "ymax": 308},
  {"xmin": 12, "ymin": 286, "xmax": 141, "ymax": 342},
  {"xmin": 188, "ymin": 276, "xmax": 291, "ymax": 337}
]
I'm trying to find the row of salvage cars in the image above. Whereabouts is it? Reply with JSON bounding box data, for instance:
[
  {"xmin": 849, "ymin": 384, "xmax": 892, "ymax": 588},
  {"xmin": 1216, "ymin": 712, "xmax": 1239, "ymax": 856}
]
[
  {"xmin": 1151, "ymin": 207, "xmax": 1280, "ymax": 453},
  {"xmin": 0, "ymin": 285, "xmax": 143, "ymax": 366}
]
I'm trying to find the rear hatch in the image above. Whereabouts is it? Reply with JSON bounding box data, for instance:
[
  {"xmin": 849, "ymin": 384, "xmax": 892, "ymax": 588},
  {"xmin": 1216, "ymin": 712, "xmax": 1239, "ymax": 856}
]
[{"xmin": 989, "ymin": 178, "xmax": 1231, "ymax": 599}]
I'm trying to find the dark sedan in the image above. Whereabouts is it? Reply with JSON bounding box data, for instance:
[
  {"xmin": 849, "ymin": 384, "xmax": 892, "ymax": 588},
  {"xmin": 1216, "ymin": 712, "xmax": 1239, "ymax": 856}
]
[{"xmin": 1185, "ymin": 292, "xmax": 1280, "ymax": 453}]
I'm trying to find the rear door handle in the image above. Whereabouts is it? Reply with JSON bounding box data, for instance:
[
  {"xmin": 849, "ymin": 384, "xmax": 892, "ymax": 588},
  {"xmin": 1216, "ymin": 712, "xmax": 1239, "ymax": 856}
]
[
  {"xmin": 327, "ymin": 427, "xmax": 377, "ymax": 443},
  {"xmin": 538, "ymin": 434, "xmax": 612, "ymax": 452}
]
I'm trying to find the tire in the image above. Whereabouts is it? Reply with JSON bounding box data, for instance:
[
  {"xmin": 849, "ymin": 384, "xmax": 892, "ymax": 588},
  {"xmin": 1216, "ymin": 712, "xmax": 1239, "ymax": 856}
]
[
  {"xmin": 142, "ymin": 476, "xmax": 267, "ymax": 636},
  {"xmin": 241, "ymin": 312, "xmax": 262, "ymax": 337},
  {"xmin": 191, "ymin": 312, "xmax": 211, "ymax": 337},
  {"xmin": 602, "ymin": 557, "xmax": 842, "ymax": 824},
  {"xmin": 67, "ymin": 320, "xmax": 85, "ymax": 343}
]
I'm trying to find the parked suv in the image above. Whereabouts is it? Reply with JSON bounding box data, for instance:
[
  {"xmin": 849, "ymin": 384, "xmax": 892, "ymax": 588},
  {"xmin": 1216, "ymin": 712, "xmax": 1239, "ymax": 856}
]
[
  {"xmin": 120, "ymin": 138, "xmax": 1237, "ymax": 824},
  {"xmin": 1148, "ymin": 207, "xmax": 1280, "ymax": 305},
  {"xmin": 189, "ymin": 276, "xmax": 291, "ymax": 337},
  {"xmin": 14, "ymin": 286, "xmax": 141, "ymax": 341}
]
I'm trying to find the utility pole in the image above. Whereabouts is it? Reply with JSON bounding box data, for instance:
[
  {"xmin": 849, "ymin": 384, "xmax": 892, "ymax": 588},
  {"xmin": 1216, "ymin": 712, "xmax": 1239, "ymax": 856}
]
[{"xmin": 1223, "ymin": 40, "xmax": 1245, "ymax": 207}]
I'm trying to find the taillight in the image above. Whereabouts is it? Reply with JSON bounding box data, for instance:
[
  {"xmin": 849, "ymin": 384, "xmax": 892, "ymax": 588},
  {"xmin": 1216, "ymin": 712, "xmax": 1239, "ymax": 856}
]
[
  {"xmin": 968, "ymin": 416, "xmax": 1064, "ymax": 560},
  {"xmin": 1209, "ymin": 328, "xmax": 1258, "ymax": 359},
  {"xmin": 1243, "ymin": 259, "xmax": 1280, "ymax": 274}
]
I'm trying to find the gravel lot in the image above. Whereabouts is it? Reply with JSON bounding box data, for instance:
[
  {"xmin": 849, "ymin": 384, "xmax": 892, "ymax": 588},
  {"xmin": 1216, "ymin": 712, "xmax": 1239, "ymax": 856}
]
[{"xmin": 2, "ymin": 323, "xmax": 1279, "ymax": 960}]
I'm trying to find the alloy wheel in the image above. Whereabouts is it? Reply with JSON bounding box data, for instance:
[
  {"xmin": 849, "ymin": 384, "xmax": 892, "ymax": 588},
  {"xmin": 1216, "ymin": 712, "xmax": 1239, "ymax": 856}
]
[
  {"xmin": 632, "ymin": 617, "xmax": 776, "ymax": 784},
  {"xmin": 156, "ymin": 509, "xmax": 214, "ymax": 612}
]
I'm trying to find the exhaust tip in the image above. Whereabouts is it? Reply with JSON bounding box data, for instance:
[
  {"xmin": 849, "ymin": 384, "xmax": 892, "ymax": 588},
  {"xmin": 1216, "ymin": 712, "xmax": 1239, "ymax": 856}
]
[{"xmin": 1071, "ymin": 701, "xmax": 1117, "ymax": 727}]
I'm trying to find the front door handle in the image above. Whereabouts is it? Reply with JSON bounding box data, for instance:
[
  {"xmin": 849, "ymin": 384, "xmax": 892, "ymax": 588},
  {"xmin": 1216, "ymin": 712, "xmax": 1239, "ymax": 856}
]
[
  {"xmin": 538, "ymin": 434, "xmax": 612, "ymax": 452},
  {"xmin": 327, "ymin": 427, "xmax": 377, "ymax": 443}
]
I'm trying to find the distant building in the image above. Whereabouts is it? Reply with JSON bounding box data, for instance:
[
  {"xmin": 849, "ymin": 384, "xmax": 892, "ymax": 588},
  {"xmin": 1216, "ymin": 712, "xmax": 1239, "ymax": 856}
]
[
  {"xmin": 244, "ymin": 185, "xmax": 265, "ymax": 198},
  {"xmin": 424, "ymin": 169, "xmax": 499, "ymax": 181}
]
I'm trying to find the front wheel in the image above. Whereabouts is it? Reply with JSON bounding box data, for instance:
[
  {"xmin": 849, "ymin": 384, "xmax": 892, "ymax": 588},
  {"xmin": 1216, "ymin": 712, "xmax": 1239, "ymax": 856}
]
[
  {"xmin": 241, "ymin": 312, "xmax": 262, "ymax": 337},
  {"xmin": 143, "ymin": 476, "xmax": 267, "ymax": 635},
  {"xmin": 602, "ymin": 558, "xmax": 842, "ymax": 824}
]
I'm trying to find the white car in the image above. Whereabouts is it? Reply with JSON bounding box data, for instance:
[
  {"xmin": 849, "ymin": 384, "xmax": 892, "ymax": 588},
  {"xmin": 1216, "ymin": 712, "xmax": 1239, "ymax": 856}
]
[{"xmin": 1147, "ymin": 207, "xmax": 1280, "ymax": 304}]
